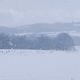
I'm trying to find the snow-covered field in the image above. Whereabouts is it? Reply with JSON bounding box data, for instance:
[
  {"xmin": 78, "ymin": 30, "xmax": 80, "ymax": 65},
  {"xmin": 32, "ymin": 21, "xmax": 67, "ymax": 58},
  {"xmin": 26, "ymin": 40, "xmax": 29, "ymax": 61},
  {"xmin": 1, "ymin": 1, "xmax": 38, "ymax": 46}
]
[{"xmin": 0, "ymin": 47, "xmax": 80, "ymax": 80}]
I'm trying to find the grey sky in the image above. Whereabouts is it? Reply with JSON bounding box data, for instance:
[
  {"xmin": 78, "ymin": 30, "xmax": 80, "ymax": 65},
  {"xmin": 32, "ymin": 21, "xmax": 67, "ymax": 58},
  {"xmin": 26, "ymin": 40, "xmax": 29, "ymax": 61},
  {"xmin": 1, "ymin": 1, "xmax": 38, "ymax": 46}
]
[{"xmin": 0, "ymin": 0, "xmax": 80, "ymax": 27}]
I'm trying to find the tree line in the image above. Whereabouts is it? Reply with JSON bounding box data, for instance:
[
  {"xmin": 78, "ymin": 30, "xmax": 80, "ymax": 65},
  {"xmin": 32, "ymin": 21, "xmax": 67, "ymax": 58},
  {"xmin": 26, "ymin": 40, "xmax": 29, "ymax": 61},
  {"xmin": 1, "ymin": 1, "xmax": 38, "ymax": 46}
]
[{"xmin": 0, "ymin": 33, "xmax": 75, "ymax": 50}]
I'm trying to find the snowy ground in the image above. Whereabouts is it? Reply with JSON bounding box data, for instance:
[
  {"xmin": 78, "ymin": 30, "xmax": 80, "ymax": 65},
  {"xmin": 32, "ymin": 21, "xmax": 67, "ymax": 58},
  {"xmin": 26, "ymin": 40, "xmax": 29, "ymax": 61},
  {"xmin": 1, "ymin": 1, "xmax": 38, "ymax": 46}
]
[{"xmin": 0, "ymin": 47, "xmax": 80, "ymax": 80}]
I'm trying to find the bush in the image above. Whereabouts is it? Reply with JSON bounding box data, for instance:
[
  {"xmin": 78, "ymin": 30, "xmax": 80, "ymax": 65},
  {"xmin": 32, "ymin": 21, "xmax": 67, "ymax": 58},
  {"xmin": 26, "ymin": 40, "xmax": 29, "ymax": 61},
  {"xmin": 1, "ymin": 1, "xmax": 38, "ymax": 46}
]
[{"xmin": 53, "ymin": 33, "xmax": 75, "ymax": 50}]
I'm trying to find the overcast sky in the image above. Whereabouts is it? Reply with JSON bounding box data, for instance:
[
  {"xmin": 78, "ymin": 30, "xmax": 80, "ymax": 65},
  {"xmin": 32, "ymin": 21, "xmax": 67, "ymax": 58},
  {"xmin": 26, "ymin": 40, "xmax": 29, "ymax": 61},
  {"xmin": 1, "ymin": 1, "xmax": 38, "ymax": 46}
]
[{"xmin": 0, "ymin": 0, "xmax": 80, "ymax": 27}]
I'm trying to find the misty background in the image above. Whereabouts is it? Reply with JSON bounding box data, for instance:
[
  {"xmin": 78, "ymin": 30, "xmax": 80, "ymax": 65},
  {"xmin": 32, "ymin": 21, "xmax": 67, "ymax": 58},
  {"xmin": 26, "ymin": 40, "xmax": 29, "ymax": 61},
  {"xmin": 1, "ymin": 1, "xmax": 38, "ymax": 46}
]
[{"xmin": 0, "ymin": 0, "xmax": 80, "ymax": 27}]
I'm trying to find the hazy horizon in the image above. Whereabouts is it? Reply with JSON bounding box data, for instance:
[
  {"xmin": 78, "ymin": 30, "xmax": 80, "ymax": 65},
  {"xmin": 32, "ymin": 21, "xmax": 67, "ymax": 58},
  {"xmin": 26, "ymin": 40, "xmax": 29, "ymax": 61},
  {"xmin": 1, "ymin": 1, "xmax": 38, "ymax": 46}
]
[{"xmin": 0, "ymin": 0, "xmax": 80, "ymax": 27}]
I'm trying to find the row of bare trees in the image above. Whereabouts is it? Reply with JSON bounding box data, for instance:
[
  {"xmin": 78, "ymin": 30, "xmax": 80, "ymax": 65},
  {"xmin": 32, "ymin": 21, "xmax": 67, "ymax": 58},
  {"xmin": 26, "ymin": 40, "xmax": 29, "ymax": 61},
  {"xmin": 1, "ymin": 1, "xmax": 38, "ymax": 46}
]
[{"xmin": 0, "ymin": 33, "xmax": 75, "ymax": 50}]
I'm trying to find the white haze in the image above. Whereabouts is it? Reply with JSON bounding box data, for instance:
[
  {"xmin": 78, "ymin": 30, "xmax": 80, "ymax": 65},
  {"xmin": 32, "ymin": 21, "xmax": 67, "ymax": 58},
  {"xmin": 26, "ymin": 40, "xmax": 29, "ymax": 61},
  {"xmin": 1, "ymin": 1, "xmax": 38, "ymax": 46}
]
[{"xmin": 0, "ymin": 0, "xmax": 80, "ymax": 27}]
